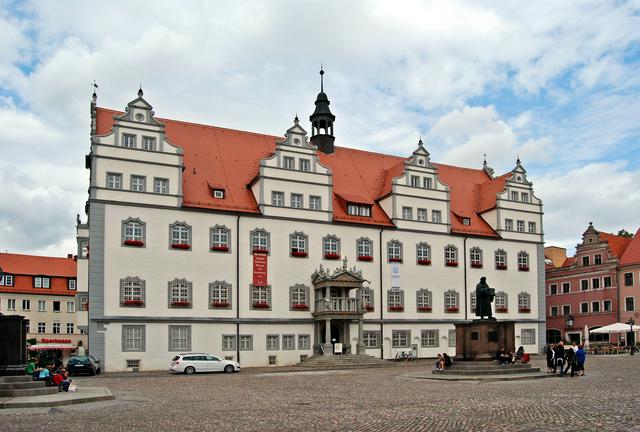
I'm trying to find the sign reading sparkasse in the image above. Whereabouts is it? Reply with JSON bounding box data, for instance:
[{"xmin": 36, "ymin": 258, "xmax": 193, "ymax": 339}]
[{"xmin": 253, "ymin": 252, "xmax": 268, "ymax": 286}]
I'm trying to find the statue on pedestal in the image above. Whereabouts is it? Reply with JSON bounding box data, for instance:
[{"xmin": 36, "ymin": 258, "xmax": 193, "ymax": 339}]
[{"xmin": 475, "ymin": 276, "xmax": 495, "ymax": 320}]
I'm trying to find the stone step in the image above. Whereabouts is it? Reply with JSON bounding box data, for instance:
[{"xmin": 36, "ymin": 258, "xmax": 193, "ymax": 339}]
[
  {"xmin": 0, "ymin": 387, "xmax": 59, "ymax": 397},
  {"xmin": 440, "ymin": 367, "xmax": 541, "ymax": 375},
  {"xmin": 448, "ymin": 363, "xmax": 532, "ymax": 370},
  {"xmin": 0, "ymin": 381, "xmax": 47, "ymax": 390},
  {"xmin": 0, "ymin": 375, "xmax": 33, "ymax": 383}
]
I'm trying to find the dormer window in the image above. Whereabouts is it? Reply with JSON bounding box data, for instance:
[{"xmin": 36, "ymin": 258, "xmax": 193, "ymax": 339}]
[
  {"xmin": 462, "ymin": 218, "xmax": 471, "ymax": 226},
  {"xmin": 347, "ymin": 203, "xmax": 371, "ymax": 217},
  {"xmin": 283, "ymin": 156, "xmax": 294, "ymax": 170},
  {"xmin": 122, "ymin": 134, "xmax": 136, "ymax": 148},
  {"xmin": 213, "ymin": 189, "xmax": 224, "ymax": 199},
  {"xmin": 299, "ymin": 159, "xmax": 310, "ymax": 172}
]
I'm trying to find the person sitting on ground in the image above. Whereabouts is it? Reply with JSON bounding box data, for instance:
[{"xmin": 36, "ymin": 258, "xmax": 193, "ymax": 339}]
[
  {"xmin": 58, "ymin": 369, "xmax": 72, "ymax": 392},
  {"xmin": 515, "ymin": 346, "xmax": 525, "ymax": 361},
  {"xmin": 433, "ymin": 354, "xmax": 445, "ymax": 372},
  {"xmin": 442, "ymin": 353, "xmax": 453, "ymax": 369},
  {"xmin": 555, "ymin": 342, "xmax": 566, "ymax": 375},
  {"xmin": 52, "ymin": 369, "xmax": 65, "ymax": 389},
  {"xmin": 36, "ymin": 364, "xmax": 52, "ymax": 386},
  {"xmin": 575, "ymin": 344, "xmax": 586, "ymax": 376},
  {"xmin": 495, "ymin": 346, "xmax": 512, "ymax": 365},
  {"xmin": 25, "ymin": 358, "xmax": 37, "ymax": 377}
]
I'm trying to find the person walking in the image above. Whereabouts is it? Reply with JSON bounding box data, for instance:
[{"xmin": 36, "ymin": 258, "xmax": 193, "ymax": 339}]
[
  {"xmin": 546, "ymin": 344, "xmax": 555, "ymax": 373},
  {"xmin": 563, "ymin": 346, "xmax": 577, "ymax": 377},
  {"xmin": 555, "ymin": 342, "xmax": 566, "ymax": 375},
  {"xmin": 576, "ymin": 344, "xmax": 586, "ymax": 376}
]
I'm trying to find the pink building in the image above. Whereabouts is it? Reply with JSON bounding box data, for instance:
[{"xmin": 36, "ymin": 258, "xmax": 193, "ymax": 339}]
[
  {"xmin": 545, "ymin": 223, "xmax": 632, "ymax": 345},
  {"xmin": 619, "ymin": 228, "xmax": 640, "ymax": 344}
]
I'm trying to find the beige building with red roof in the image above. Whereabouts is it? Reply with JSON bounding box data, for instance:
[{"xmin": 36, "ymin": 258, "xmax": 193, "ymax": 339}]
[
  {"xmin": 81, "ymin": 76, "xmax": 545, "ymax": 371},
  {"xmin": 619, "ymin": 228, "xmax": 640, "ymax": 329}
]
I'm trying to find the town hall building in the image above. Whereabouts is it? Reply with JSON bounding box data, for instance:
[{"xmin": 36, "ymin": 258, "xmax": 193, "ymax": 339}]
[{"xmin": 80, "ymin": 72, "xmax": 545, "ymax": 371}]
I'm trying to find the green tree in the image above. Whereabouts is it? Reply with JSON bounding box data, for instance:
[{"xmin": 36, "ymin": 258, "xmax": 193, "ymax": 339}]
[{"xmin": 618, "ymin": 229, "xmax": 633, "ymax": 238}]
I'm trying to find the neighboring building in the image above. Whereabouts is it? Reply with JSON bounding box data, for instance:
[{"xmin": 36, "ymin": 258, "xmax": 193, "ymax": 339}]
[
  {"xmin": 545, "ymin": 223, "xmax": 633, "ymax": 345},
  {"xmin": 83, "ymin": 75, "xmax": 545, "ymax": 371},
  {"xmin": 0, "ymin": 252, "xmax": 86, "ymax": 362},
  {"xmin": 619, "ymin": 227, "xmax": 640, "ymax": 344}
]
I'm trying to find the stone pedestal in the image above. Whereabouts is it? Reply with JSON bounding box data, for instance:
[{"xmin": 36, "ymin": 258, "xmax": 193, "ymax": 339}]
[
  {"xmin": 0, "ymin": 315, "xmax": 29, "ymax": 376},
  {"xmin": 455, "ymin": 320, "xmax": 515, "ymax": 361}
]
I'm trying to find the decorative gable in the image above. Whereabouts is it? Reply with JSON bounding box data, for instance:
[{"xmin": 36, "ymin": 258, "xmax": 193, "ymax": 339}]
[{"xmin": 276, "ymin": 117, "xmax": 315, "ymax": 150}]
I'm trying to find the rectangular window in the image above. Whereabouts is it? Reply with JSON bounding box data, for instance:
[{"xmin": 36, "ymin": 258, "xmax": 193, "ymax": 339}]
[
  {"xmin": 347, "ymin": 204, "xmax": 359, "ymax": 215},
  {"xmin": 106, "ymin": 173, "xmax": 122, "ymax": 189},
  {"xmin": 402, "ymin": 207, "xmax": 412, "ymax": 220},
  {"xmin": 416, "ymin": 208, "xmax": 427, "ymax": 222},
  {"xmin": 282, "ymin": 335, "xmax": 295, "ymax": 350},
  {"xmin": 420, "ymin": 330, "xmax": 438, "ymax": 348},
  {"xmin": 251, "ymin": 285, "xmax": 271, "ymax": 309},
  {"xmin": 154, "ymin": 178, "xmax": 169, "ymax": 194},
  {"xmin": 53, "ymin": 301, "xmax": 60, "ymax": 312},
  {"xmin": 626, "ymin": 297, "xmax": 635, "ymax": 312},
  {"xmin": 20, "ymin": 299, "xmax": 30, "ymax": 310},
  {"xmin": 549, "ymin": 284, "xmax": 557, "ymax": 295},
  {"xmin": 299, "ymin": 159, "xmax": 310, "ymax": 172},
  {"xmin": 604, "ymin": 276, "xmax": 612, "ymax": 287},
  {"xmin": 423, "ymin": 177, "xmax": 432, "ymax": 189},
  {"xmin": 580, "ymin": 302, "xmax": 589, "ymax": 314},
  {"xmin": 222, "ymin": 335, "xmax": 236, "ymax": 351},
  {"xmin": 239, "ymin": 335, "xmax": 253, "ymax": 351},
  {"xmin": 169, "ymin": 325, "xmax": 191, "ymax": 352},
  {"xmin": 38, "ymin": 322, "xmax": 46, "ymax": 333},
  {"xmin": 271, "ymin": 191, "xmax": 284, "ymax": 207},
  {"xmin": 505, "ymin": 219, "xmax": 513, "ymax": 231},
  {"xmin": 562, "ymin": 305, "xmax": 571, "ymax": 316},
  {"xmin": 266, "ymin": 335, "xmax": 279, "ymax": 351},
  {"xmin": 521, "ymin": 192, "xmax": 529, "ymax": 203},
  {"xmin": 392, "ymin": 330, "xmax": 410, "ymax": 348},
  {"xmin": 432, "ymin": 210, "xmax": 442, "ymax": 223},
  {"xmin": 516, "ymin": 220, "xmax": 524, "ymax": 232},
  {"xmin": 624, "ymin": 273, "xmax": 634, "ymax": 286},
  {"xmin": 283, "ymin": 156, "xmax": 294, "ymax": 170},
  {"xmin": 511, "ymin": 191, "xmax": 519, "ymax": 201},
  {"xmin": 66, "ymin": 323, "xmax": 74, "ymax": 334},
  {"xmin": 562, "ymin": 282, "xmax": 570, "ymax": 294},
  {"xmin": 142, "ymin": 136, "xmax": 155, "ymax": 151},
  {"xmin": 38, "ymin": 300, "xmax": 46, "ymax": 312},
  {"xmin": 448, "ymin": 329, "xmax": 456, "ymax": 347},
  {"xmin": 359, "ymin": 205, "xmax": 371, "ymax": 217},
  {"xmin": 68, "ymin": 279, "xmax": 76, "ymax": 290},
  {"xmin": 582, "ymin": 256, "xmax": 590, "ymax": 267},
  {"xmin": 591, "ymin": 302, "xmax": 600, "ymax": 313},
  {"xmin": 291, "ymin": 193, "xmax": 303, "ymax": 208},
  {"xmin": 298, "ymin": 335, "xmax": 310, "ymax": 350},
  {"xmin": 362, "ymin": 331, "xmax": 380, "ymax": 348},
  {"xmin": 7, "ymin": 299, "xmax": 16, "ymax": 310},
  {"xmin": 53, "ymin": 322, "xmax": 60, "ymax": 334},
  {"xmin": 528, "ymin": 222, "xmax": 536, "ymax": 233},
  {"xmin": 581, "ymin": 280, "xmax": 589, "ymax": 291},
  {"xmin": 67, "ymin": 301, "xmax": 75, "ymax": 313},
  {"xmin": 603, "ymin": 300, "xmax": 612, "ymax": 312},
  {"xmin": 521, "ymin": 329, "xmax": 536, "ymax": 345},
  {"xmin": 594, "ymin": 254, "xmax": 602, "ymax": 265},
  {"xmin": 592, "ymin": 278, "xmax": 600, "ymax": 289},
  {"xmin": 309, "ymin": 195, "xmax": 321, "ymax": 210},
  {"xmin": 0, "ymin": 274, "xmax": 13, "ymax": 286},
  {"xmin": 130, "ymin": 175, "xmax": 146, "ymax": 192},
  {"xmin": 410, "ymin": 176, "xmax": 420, "ymax": 187},
  {"xmin": 122, "ymin": 134, "xmax": 136, "ymax": 148},
  {"xmin": 122, "ymin": 325, "xmax": 145, "ymax": 352}
]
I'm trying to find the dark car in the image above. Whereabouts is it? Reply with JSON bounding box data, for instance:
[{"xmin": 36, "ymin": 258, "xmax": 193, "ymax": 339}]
[{"xmin": 67, "ymin": 355, "xmax": 102, "ymax": 376}]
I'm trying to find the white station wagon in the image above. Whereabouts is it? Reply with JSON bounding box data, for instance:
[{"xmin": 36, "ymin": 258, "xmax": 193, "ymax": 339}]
[{"xmin": 170, "ymin": 353, "xmax": 240, "ymax": 374}]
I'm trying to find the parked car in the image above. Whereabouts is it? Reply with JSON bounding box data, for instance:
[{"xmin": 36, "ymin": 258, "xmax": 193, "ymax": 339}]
[
  {"xmin": 170, "ymin": 353, "xmax": 240, "ymax": 374},
  {"xmin": 67, "ymin": 355, "xmax": 101, "ymax": 376}
]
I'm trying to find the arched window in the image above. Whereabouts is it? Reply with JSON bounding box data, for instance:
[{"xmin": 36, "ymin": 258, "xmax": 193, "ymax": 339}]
[
  {"xmin": 120, "ymin": 277, "xmax": 145, "ymax": 307},
  {"xmin": 322, "ymin": 235, "xmax": 340, "ymax": 259},
  {"xmin": 518, "ymin": 251, "xmax": 530, "ymax": 271},
  {"xmin": 290, "ymin": 232, "xmax": 308, "ymax": 257},
  {"xmin": 356, "ymin": 238, "xmax": 373, "ymax": 261},
  {"xmin": 416, "ymin": 289, "xmax": 432, "ymax": 312},
  {"xmin": 168, "ymin": 279, "xmax": 192, "ymax": 308},
  {"xmin": 444, "ymin": 245, "xmax": 458, "ymax": 266},
  {"xmin": 169, "ymin": 222, "xmax": 191, "ymax": 250},
  {"xmin": 210, "ymin": 225, "xmax": 231, "ymax": 252},
  {"xmin": 209, "ymin": 281, "xmax": 232, "ymax": 309},
  {"xmin": 495, "ymin": 291, "xmax": 508, "ymax": 312},
  {"xmin": 387, "ymin": 240, "xmax": 402, "ymax": 263},
  {"xmin": 518, "ymin": 292, "xmax": 531, "ymax": 312},
  {"xmin": 416, "ymin": 242, "xmax": 431, "ymax": 265},
  {"xmin": 470, "ymin": 247, "xmax": 482, "ymax": 268},
  {"xmin": 122, "ymin": 218, "xmax": 145, "ymax": 247},
  {"xmin": 495, "ymin": 249, "xmax": 507, "ymax": 269},
  {"xmin": 444, "ymin": 290, "xmax": 459, "ymax": 312},
  {"xmin": 250, "ymin": 229, "xmax": 270, "ymax": 254}
]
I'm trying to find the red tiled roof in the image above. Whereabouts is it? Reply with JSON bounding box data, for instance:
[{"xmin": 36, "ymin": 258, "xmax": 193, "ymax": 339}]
[
  {"xmin": 562, "ymin": 257, "xmax": 576, "ymax": 267},
  {"xmin": 599, "ymin": 232, "xmax": 633, "ymax": 259},
  {"xmin": 0, "ymin": 253, "xmax": 76, "ymax": 277},
  {"xmin": 619, "ymin": 228, "xmax": 640, "ymax": 266},
  {"xmin": 96, "ymin": 107, "xmax": 510, "ymax": 236}
]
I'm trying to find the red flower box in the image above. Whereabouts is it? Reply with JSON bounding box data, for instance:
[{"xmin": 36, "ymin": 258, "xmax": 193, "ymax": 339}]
[
  {"xmin": 291, "ymin": 251, "xmax": 308, "ymax": 257},
  {"xmin": 389, "ymin": 305, "xmax": 404, "ymax": 312},
  {"xmin": 211, "ymin": 301, "xmax": 230, "ymax": 308},
  {"xmin": 171, "ymin": 243, "xmax": 191, "ymax": 250},
  {"xmin": 496, "ymin": 264, "xmax": 508, "ymax": 270},
  {"xmin": 471, "ymin": 262, "xmax": 483, "ymax": 268},
  {"xmin": 171, "ymin": 301, "xmax": 191, "ymax": 307},
  {"xmin": 121, "ymin": 299, "xmax": 144, "ymax": 307},
  {"xmin": 253, "ymin": 301, "xmax": 270, "ymax": 309},
  {"xmin": 253, "ymin": 248, "xmax": 268, "ymax": 254},
  {"xmin": 324, "ymin": 253, "xmax": 340, "ymax": 260},
  {"xmin": 446, "ymin": 261, "xmax": 459, "ymax": 267},
  {"xmin": 292, "ymin": 304, "xmax": 309, "ymax": 310},
  {"xmin": 446, "ymin": 307, "xmax": 459, "ymax": 312},
  {"xmin": 518, "ymin": 266, "xmax": 530, "ymax": 272},
  {"xmin": 358, "ymin": 255, "xmax": 373, "ymax": 262},
  {"xmin": 417, "ymin": 259, "xmax": 431, "ymax": 265},
  {"xmin": 388, "ymin": 258, "xmax": 402, "ymax": 263},
  {"xmin": 124, "ymin": 240, "xmax": 144, "ymax": 247},
  {"xmin": 365, "ymin": 304, "xmax": 374, "ymax": 312},
  {"xmin": 211, "ymin": 245, "xmax": 229, "ymax": 252},
  {"xmin": 518, "ymin": 307, "xmax": 531, "ymax": 313},
  {"xmin": 496, "ymin": 307, "xmax": 508, "ymax": 313},
  {"xmin": 417, "ymin": 306, "xmax": 432, "ymax": 312}
]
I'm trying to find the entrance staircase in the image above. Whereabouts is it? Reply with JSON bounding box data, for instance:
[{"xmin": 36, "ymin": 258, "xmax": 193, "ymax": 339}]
[
  {"xmin": 0, "ymin": 375, "xmax": 58, "ymax": 397},
  {"xmin": 298, "ymin": 354, "xmax": 390, "ymax": 370},
  {"xmin": 421, "ymin": 361, "xmax": 552, "ymax": 381}
]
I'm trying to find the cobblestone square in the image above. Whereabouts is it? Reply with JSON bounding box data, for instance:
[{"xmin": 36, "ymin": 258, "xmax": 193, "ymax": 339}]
[{"xmin": 3, "ymin": 356, "xmax": 640, "ymax": 432}]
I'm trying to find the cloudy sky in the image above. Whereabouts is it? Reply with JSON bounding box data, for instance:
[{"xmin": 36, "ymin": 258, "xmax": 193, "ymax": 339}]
[{"xmin": 1, "ymin": 0, "xmax": 639, "ymax": 257}]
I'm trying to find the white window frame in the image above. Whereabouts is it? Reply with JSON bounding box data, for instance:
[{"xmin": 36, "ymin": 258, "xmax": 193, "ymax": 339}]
[
  {"xmin": 154, "ymin": 178, "xmax": 169, "ymax": 194},
  {"xmin": 210, "ymin": 225, "xmax": 231, "ymax": 251},
  {"xmin": 250, "ymin": 229, "xmax": 270, "ymax": 253},
  {"xmin": 106, "ymin": 172, "xmax": 122, "ymax": 189},
  {"xmin": 130, "ymin": 175, "xmax": 146, "ymax": 192},
  {"xmin": 432, "ymin": 210, "xmax": 442, "ymax": 223},
  {"xmin": 528, "ymin": 221, "xmax": 536, "ymax": 233},
  {"xmin": 402, "ymin": 207, "xmax": 413, "ymax": 220},
  {"xmin": 271, "ymin": 191, "xmax": 284, "ymax": 207},
  {"xmin": 323, "ymin": 235, "xmax": 340, "ymax": 257},
  {"xmin": 420, "ymin": 330, "xmax": 438, "ymax": 348},
  {"xmin": 142, "ymin": 136, "xmax": 155, "ymax": 151},
  {"xmin": 521, "ymin": 329, "xmax": 536, "ymax": 345},
  {"xmin": 283, "ymin": 156, "xmax": 294, "ymax": 170},
  {"xmin": 299, "ymin": 159, "xmax": 310, "ymax": 172},
  {"xmin": 505, "ymin": 219, "xmax": 513, "ymax": 231},
  {"xmin": 516, "ymin": 220, "xmax": 525, "ymax": 232},
  {"xmin": 417, "ymin": 208, "xmax": 427, "ymax": 222},
  {"xmin": 290, "ymin": 193, "xmax": 303, "ymax": 208},
  {"xmin": 416, "ymin": 242, "xmax": 431, "ymax": 263},
  {"xmin": 309, "ymin": 195, "xmax": 321, "ymax": 210},
  {"xmin": 392, "ymin": 330, "xmax": 410, "ymax": 348},
  {"xmin": 387, "ymin": 240, "xmax": 402, "ymax": 262},
  {"xmin": 37, "ymin": 300, "xmax": 46, "ymax": 312},
  {"xmin": 168, "ymin": 325, "xmax": 191, "ymax": 352},
  {"xmin": 444, "ymin": 245, "xmax": 458, "ymax": 265},
  {"xmin": 470, "ymin": 247, "xmax": 482, "ymax": 267},
  {"xmin": 356, "ymin": 238, "xmax": 373, "ymax": 259},
  {"xmin": 122, "ymin": 134, "xmax": 136, "ymax": 148}
]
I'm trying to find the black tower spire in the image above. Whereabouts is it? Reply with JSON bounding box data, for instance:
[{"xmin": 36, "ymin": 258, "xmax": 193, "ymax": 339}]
[{"xmin": 310, "ymin": 66, "xmax": 336, "ymax": 154}]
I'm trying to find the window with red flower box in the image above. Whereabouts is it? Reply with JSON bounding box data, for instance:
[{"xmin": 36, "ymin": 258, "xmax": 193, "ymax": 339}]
[
  {"xmin": 120, "ymin": 277, "xmax": 145, "ymax": 308},
  {"xmin": 290, "ymin": 284, "xmax": 309, "ymax": 311},
  {"xmin": 445, "ymin": 261, "xmax": 459, "ymax": 267},
  {"xmin": 495, "ymin": 249, "xmax": 507, "ymax": 269},
  {"xmin": 495, "ymin": 291, "xmax": 508, "ymax": 313},
  {"xmin": 251, "ymin": 285, "xmax": 271, "ymax": 310},
  {"xmin": 323, "ymin": 235, "xmax": 340, "ymax": 260},
  {"xmin": 417, "ymin": 242, "xmax": 431, "ymax": 265},
  {"xmin": 362, "ymin": 288, "xmax": 374, "ymax": 312},
  {"xmin": 446, "ymin": 307, "xmax": 459, "ymax": 312},
  {"xmin": 517, "ymin": 251, "xmax": 530, "ymax": 271},
  {"xmin": 496, "ymin": 307, "xmax": 508, "ymax": 313},
  {"xmin": 358, "ymin": 255, "xmax": 373, "ymax": 262},
  {"xmin": 124, "ymin": 240, "xmax": 144, "ymax": 247},
  {"xmin": 210, "ymin": 225, "xmax": 230, "ymax": 253},
  {"xmin": 517, "ymin": 292, "xmax": 531, "ymax": 313},
  {"xmin": 417, "ymin": 289, "xmax": 432, "ymax": 312},
  {"xmin": 387, "ymin": 240, "xmax": 402, "ymax": 263},
  {"xmin": 444, "ymin": 289, "xmax": 459, "ymax": 312},
  {"xmin": 387, "ymin": 289, "xmax": 404, "ymax": 312},
  {"xmin": 168, "ymin": 278, "xmax": 192, "ymax": 309},
  {"xmin": 417, "ymin": 259, "xmax": 431, "ymax": 265},
  {"xmin": 122, "ymin": 218, "xmax": 145, "ymax": 247},
  {"xmin": 324, "ymin": 253, "xmax": 340, "ymax": 260},
  {"xmin": 290, "ymin": 232, "xmax": 308, "ymax": 258},
  {"xmin": 169, "ymin": 222, "xmax": 191, "ymax": 251},
  {"xmin": 470, "ymin": 247, "xmax": 482, "ymax": 268},
  {"xmin": 357, "ymin": 237, "xmax": 373, "ymax": 262},
  {"xmin": 209, "ymin": 281, "xmax": 231, "ymax": 309},
  {"xmin": 444, "ymin": 245, "xmax": 458, "ymax": 267},
  {"xmin": 251, "ymin": 229, "xmax": 270, "ymax": 254}
]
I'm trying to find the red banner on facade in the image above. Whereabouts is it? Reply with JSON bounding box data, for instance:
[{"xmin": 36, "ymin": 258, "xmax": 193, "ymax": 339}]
[{"xmin": 253, "ymin": 252, "xmax": 268, "ymax": 286}]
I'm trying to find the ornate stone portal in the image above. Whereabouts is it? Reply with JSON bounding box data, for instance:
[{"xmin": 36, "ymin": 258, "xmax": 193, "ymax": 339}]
[{"xmin": 311, "ymin": 258, "xmax": 366, "ymax": 355}]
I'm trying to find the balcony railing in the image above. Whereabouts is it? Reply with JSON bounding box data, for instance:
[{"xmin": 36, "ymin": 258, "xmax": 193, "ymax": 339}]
[{"xmin": 314, "ymin": 297, "xmax": 362, "ymax": 313}]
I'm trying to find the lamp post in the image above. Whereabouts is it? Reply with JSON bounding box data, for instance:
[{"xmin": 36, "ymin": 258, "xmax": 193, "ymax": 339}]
[
  {"xmin": 627, "ymin": 318, "xmax": 636, "ymax": 355},
  {"xmin": 564, "ymin": 315, "xmax": 575, "ymax": 343}
]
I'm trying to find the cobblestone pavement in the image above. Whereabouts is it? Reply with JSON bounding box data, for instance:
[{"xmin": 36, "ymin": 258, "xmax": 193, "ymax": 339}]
[{"xmin": 3, "ymin": 356, "xmax": 640, "ymax": 432}]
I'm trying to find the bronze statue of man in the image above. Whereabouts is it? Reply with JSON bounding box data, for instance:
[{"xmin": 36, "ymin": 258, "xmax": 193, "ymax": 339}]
[{"xmin": 475, "ymin": 276, "xmax": 495, "ymax": 320}]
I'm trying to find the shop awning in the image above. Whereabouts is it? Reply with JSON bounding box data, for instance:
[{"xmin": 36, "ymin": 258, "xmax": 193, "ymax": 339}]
[{"xmin": 29, "ymin": 344, "xmax": 76, "ymax": 351}]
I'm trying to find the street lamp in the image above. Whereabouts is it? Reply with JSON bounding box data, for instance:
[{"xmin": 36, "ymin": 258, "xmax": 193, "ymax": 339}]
[
  {"xmin": 565, "ymin": 314, "xmax": 575, "ymax": 329},
  {"xmin": 627, "ymin": 318, "xmax": 636, "ymax": 355}
]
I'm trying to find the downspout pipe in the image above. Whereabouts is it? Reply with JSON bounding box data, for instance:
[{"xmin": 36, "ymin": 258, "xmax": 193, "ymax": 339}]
[
  {"xmin": 379, "ymin": 228, "xmax": 384, "ymax": 359},
  {"xmin": 464, "ymin": 236, "xmax": 468, "ymax": 321},
  {"xmin": 236, "ymin": 214, "xmax": 240, "ymax": 363}
]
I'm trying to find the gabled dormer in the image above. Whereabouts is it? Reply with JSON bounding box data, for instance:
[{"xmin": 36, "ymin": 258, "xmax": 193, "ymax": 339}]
[
  {"xmin": 378, "ymin": 139, "xmax": 450, "ymax": 233},
  {"xmin": 88, "ymin": 88, "xmax": 183, "ymax": 207},
  {"xmin": 249, "ymin": 117, "xmax": 333, "ymax": 222}
]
